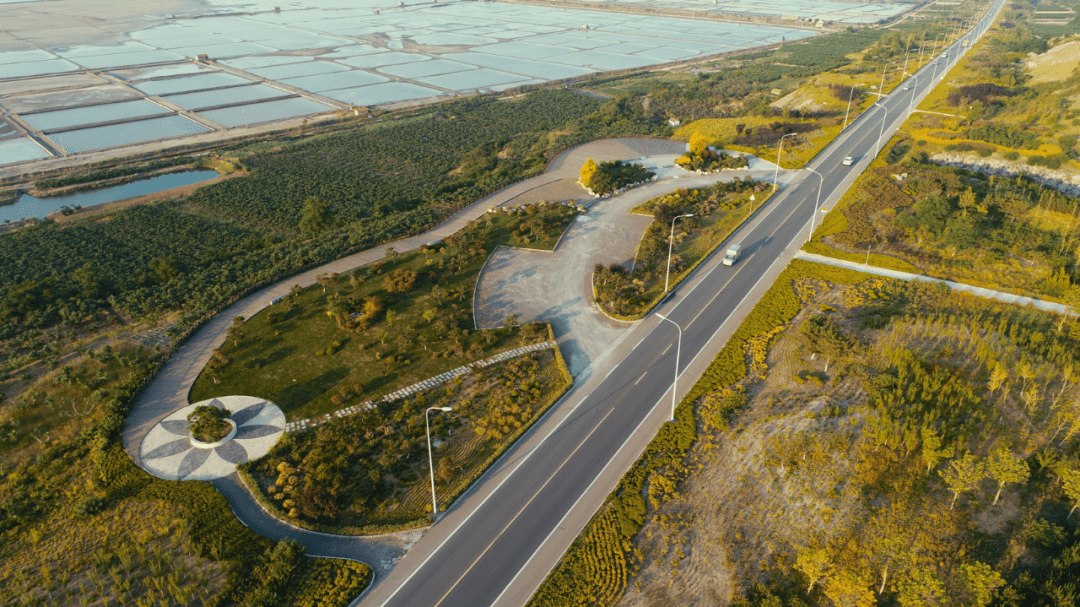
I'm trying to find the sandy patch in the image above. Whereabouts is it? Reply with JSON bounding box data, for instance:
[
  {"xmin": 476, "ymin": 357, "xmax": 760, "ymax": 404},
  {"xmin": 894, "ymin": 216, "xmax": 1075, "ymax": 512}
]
[{"xmin": 1026, "ymin": 39, "xmax": 1080, "ymax": 84}]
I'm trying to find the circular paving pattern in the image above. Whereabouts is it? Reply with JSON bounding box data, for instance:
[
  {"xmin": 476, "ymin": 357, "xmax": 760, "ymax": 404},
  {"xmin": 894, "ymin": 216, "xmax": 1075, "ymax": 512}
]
[{"xmin": 140, "ymin": 396, "xmax": 285, "ymax": 481}]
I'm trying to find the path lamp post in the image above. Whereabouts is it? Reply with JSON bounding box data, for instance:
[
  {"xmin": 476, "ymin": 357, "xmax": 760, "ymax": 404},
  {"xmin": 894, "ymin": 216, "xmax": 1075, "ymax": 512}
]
[
  {"xmin": 804, "ymin": 167, "xmax": 824, "ymax": 242},
  {"xmin": 665, "ymin": 213, "xmax": 694, "ymax": 293},
  {"xmin": 902, "ymin": 48, "xmax": 918, "ymax": 76},
  {"xmin": 843, "ymin": 83, "xmax": 865, "ymax": 130},
  {"xmin": 873, "ymin": 103, "xmax": 889, "ymax": 157},
  {"xmin": 878, "ymin": 61, "xmax": 896, "ymax": 98},
  {"xmin": 904, "ymin": 73, "xmax": 919, "ymax": 116},
  {"xmin": 773, "ymin": 132, "xmax": 798, "ymax": 192},
  {"xmin": 655, "ymin": 313, "xmax": 683, "ymax": 422},
  {"xmin": 426, "ymin": 406, "xmax": 453, "ymax": 516}
]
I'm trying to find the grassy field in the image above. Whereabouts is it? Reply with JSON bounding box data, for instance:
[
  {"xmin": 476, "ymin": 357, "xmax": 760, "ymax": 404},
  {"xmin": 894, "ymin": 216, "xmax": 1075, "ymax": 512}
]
[
  {"xmin": 542, "ymin": 259, "xmax": 1080, "ymax": 606},
  {"xmin": 594, "ymin": 179, "xmax": 771, "ymax": 319},
  {"xmin": 242, "ymin": 347, "xmax": 570, "ymax": 530},
  {"xmin": 621, "ymin": 267, "xmax": 1080, "ymax": 605},
  {"xmin": 0, "ymin": 461, "xmax": 228, "ymax": 607},
  {"xmin": 802, "ymin": 7, "xmax": 1080, "ymax": 303},
  {"xmin": 189, "ymin": 202, "xmax": 580, "ymax": 421}
]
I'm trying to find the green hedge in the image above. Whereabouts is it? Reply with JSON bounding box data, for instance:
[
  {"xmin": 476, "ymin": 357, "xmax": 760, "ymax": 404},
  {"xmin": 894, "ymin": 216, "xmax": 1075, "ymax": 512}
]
[{"xmin": 528, "ymin": 260, "xmax": 873, "ymax": 607}]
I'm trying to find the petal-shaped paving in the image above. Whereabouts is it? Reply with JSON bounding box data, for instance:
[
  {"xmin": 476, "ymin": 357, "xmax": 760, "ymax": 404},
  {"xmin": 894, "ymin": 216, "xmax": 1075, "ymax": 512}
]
[{"xmin": 140, "ymin": 396, "xmax": 285, "ymax": 481}]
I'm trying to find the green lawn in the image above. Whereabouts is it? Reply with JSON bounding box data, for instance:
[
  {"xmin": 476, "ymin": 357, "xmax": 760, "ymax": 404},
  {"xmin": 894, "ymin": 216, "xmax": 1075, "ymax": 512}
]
[
  {"xmin": 189, "ymin": 202, "xmax": 580, "ymax": 421},
  {"xmin": 242, "ymin": 348, "xmax": 570, "ymax": 531}
]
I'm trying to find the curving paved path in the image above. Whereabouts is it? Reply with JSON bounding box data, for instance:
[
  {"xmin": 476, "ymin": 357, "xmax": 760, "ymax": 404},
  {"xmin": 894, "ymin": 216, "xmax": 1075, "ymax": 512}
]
[
  {"xmin": 475, "ymin": 153, "xmax": 784, "ymax": 377},
  {"xmin": 119, "ymin": 136, "xmax": 757, "ymax": 571}
]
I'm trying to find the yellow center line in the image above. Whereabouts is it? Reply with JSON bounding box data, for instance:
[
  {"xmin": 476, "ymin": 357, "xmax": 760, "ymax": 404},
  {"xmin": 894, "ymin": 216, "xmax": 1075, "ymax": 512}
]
[
  {"xmin": 661, "ymin": 343, "xmax": 672, "ymax": 356},
  {"xmin": 432, "ymin": 405, "xmax": 619, "ymax": 607},
  {"xmin": 634, "ymin": 371, "xmax": 648, "ymax": 385}
]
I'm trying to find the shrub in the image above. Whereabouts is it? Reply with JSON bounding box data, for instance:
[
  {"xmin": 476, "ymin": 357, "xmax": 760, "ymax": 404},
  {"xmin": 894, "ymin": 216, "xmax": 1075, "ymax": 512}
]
[
  {"xmin": 187, "ymin": 405, "xmax": 231, "ymax": 442},
  {"xmin": 1004, "ymin": 151, "xmax": 1020, "ymax": 160},
  {"xmin": 1026, "ymin": 155, "xmax": 1062, "ymax": 170},
  {"xmin": 73, "ymin": 495, "xmax": 109, "ymax": 516}
]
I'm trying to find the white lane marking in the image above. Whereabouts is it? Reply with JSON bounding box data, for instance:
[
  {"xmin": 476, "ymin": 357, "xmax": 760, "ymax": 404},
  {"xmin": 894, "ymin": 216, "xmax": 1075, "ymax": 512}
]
[
  {"xmin": 430, "ymin": 405, "xmax": 618, "ymax": 607},
  {"xmin": 493, "ymin": 245, "xmax": 797, "ymax": 607}
]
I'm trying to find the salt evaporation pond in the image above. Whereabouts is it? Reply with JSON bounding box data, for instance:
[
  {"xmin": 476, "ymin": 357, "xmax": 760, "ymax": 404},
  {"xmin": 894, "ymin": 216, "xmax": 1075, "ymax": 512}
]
[
  {"xmin": 1, "ymin": 170, "xmax": 218, "ymax": 223},
  {"xmin": 51, "ymin": 115, "xmax": 209, "ymax": 153}
]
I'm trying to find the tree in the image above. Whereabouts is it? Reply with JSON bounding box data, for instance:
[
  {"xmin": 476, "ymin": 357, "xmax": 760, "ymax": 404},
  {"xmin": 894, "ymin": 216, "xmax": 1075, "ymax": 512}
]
[
  {"xmin": 688, "ymin": 131, "xmax": 712, "ymax": 156},
  {"xmin": 987, "ymin": 362, "xmax": 1008, "ymax": 401},
  {"xmin": 1063, "ymin": 467, "xmax": 1080, "ymax": 518},
  {"xmin": 956, "ymin": 561, "xmax": 1004, "ymax": 607},
  {"xmin": 800, "ymin": 315, "xmax": 851, "ymax": 372},
  {"xmin": 299, "ymin": 196, "xmax": 331, "ymax": 234},
  {"xmin": 794, "ymin": 547, "xmax": 830, "ymax": 595},
  {"xmin": 580, "ymin": 158, "xmax": 599, "ymax": 189},
  {"xmin": 985, "ymin": 446, "xmax": 1030, "ymax": 506},
  {"xmin": 226, "ymin": 315, "xmax": 245, "ymax": 346},
  {"xmin": 896, "ymin": 569, "xmax": 946, "ymax": 607},
  {"xmin": 822, "ymin": 569, "xmax": 876, "ymax": 607},
  {"xmin": 940, "ymin": 454, "xmax": 984, "ymax": 510},
  {"xmin": 921, "ymin": 427, "xmax": 954, "ymax": 475}
]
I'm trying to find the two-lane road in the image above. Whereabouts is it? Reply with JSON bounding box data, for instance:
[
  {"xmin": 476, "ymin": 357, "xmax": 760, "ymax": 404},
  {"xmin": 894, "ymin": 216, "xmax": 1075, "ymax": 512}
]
[{"xmin": 365, "ymin": 6, "xmax": 1004, "ymax": 606}]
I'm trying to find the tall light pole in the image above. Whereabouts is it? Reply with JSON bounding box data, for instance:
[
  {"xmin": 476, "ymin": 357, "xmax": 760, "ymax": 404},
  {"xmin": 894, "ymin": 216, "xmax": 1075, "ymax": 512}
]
[
  {"xmin": 655, "ymin": 313, "xmax": 682, "ymax": 421},
  {"xmin": 843, "ymin": 83, "xmax": 865, "ymax": 130},
  {"xmin": 804, "ymin": 167, "xmax": 824, "ymax": 242},
  {"xmin": 904, "ymin": 72, "xmax": 919, "ymax": 116},
  {"xmin": 773, "ymin": 132, "xmax": 798, "ymax": 192},
  {"xmin": 665, "ymin": 213, "xmax": 694, "ymax": 293},
  {"xmin": 878, "ymin": 61, "xmax": 896, "ymax": 97},
  {"xmin": 874, "ymin": 103, "xmax": 889, "ymax": 157},
  {"xmin": 426, "ymin": 406, "xmax": 453, "ymax": 516},
  {"xmin": 902, "ymin": 48, "xmax": 918, "ymax": 75}
]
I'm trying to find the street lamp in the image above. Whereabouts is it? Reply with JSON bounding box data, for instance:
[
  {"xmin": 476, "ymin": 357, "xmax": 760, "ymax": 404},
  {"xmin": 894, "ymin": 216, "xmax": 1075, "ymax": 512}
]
[
  {"xmin": 878, "ymin": 61, "xmax": 896, "ymax": 97},
  {"xmin": 904, "ymin": 72, "xmax": 919, "ymax": 116},
  {"xmin": 773, "ymin": 132, "xmax": 798, "ymax": 192},
  {"xmin": 843, "ymin": 83, "xmax": 865, "ymax": 130},
  {"xmin": 902, "ymin": 48, "xmax": 918, "ymax": 75},
  {"xmin": 655, "ymin": 313, "xmax": 683, "ymax": 421},
  {"xmin": 665, "ymin": 213, "xmax": 694, "ymax": 293},
  {"xmin": 426, "ymin": 406, "xmax": 453, "ymax": 516},
  {"xmin": 873, "ymin": 103, "xmax": 889, "ymax": 157},
  {"xmin": 804, "ymin": 167, "xmax": 824, "ymax": 242}
]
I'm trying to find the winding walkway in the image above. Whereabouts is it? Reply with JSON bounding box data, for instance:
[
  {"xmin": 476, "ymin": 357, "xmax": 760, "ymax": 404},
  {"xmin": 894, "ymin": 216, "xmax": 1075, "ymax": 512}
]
[{"xmin": 119, "ymin": 136, "xmax": 738, "ymax": 571}]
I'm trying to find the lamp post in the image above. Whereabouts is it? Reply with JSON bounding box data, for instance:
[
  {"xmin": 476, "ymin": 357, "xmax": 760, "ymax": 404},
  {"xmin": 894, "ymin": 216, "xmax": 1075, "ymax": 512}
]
[
  {"xmin": 873, "ymin": 103, "xmax": 889, "ymax": 157},
  {"xmin": 902, "ymin": 48, "xmax": 918, "ymax": 75},
  {"xmin": 655, "ymin": 313, "xmax": 683, "ymax": 421},
  {"xmin": 878, "ymin": 61, "xmax": 896, "ymax": 97},
  {"xmin": 773, "ymin": 132, "xmax": 798, "ymax": 192},
  {"xmin": 904, "ymin": 72, "xmax": 919, "ymax": 116},
  {"xmin": 665, "ymin": 213, "xmax": 694, "ymax": 293},
  {"xmin": 804, "ymin": 167, "xmax": 824, "ymax": 242},
  {"xmin": 426, "ymin": 406, "xmax": 453, "ymax": 516},
  {"xmin": 843, "ymin": 83, "xmax": 865, "ymax": 130}
]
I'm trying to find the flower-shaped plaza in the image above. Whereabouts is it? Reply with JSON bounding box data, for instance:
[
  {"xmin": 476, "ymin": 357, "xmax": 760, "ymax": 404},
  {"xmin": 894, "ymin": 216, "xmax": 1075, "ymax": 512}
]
[{"xmin": 140, "ymin": 395, "xmax": 285, "ymax": 481}]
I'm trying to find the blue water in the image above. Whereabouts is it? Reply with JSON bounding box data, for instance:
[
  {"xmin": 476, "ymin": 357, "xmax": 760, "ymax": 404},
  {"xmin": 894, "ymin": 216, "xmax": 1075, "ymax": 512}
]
[{"xmin": 2, "ymin": 170, "xmax": 217, "ymax": 223}]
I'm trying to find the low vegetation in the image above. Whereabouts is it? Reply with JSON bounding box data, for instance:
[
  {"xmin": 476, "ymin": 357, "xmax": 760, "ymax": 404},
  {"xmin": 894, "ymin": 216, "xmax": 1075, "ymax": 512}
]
[
  {"xmin": 674, "ymin": 132, "xmax": 750, "ymax": 171},
  {"xmin": 909, "ymin": 3, "xmax": 1079, "ymax": 165},
  {"xmin": 533, "ymin": 258, "xmax": 1080, "ymax": 606},
  {"xmin": 593, "ymin": 178, "xmax": 770, "ymax": 319},
  {"xmin": 189, "ymin": 202, "xmax": 579, "ymax": 421},
  {"xmin": 579, "ymin": 159, "xmax": 654, "ymax": 196},
  {"xmin": 242, "ymin": 345, "xmax": 570, "ymax": 532}
]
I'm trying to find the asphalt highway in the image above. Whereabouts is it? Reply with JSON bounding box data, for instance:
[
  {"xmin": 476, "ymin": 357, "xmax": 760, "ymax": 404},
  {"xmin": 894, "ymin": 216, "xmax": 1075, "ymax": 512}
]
[{"xmin": 369, "ymin": 7, "xmax": 1003, "ymax": 606}]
